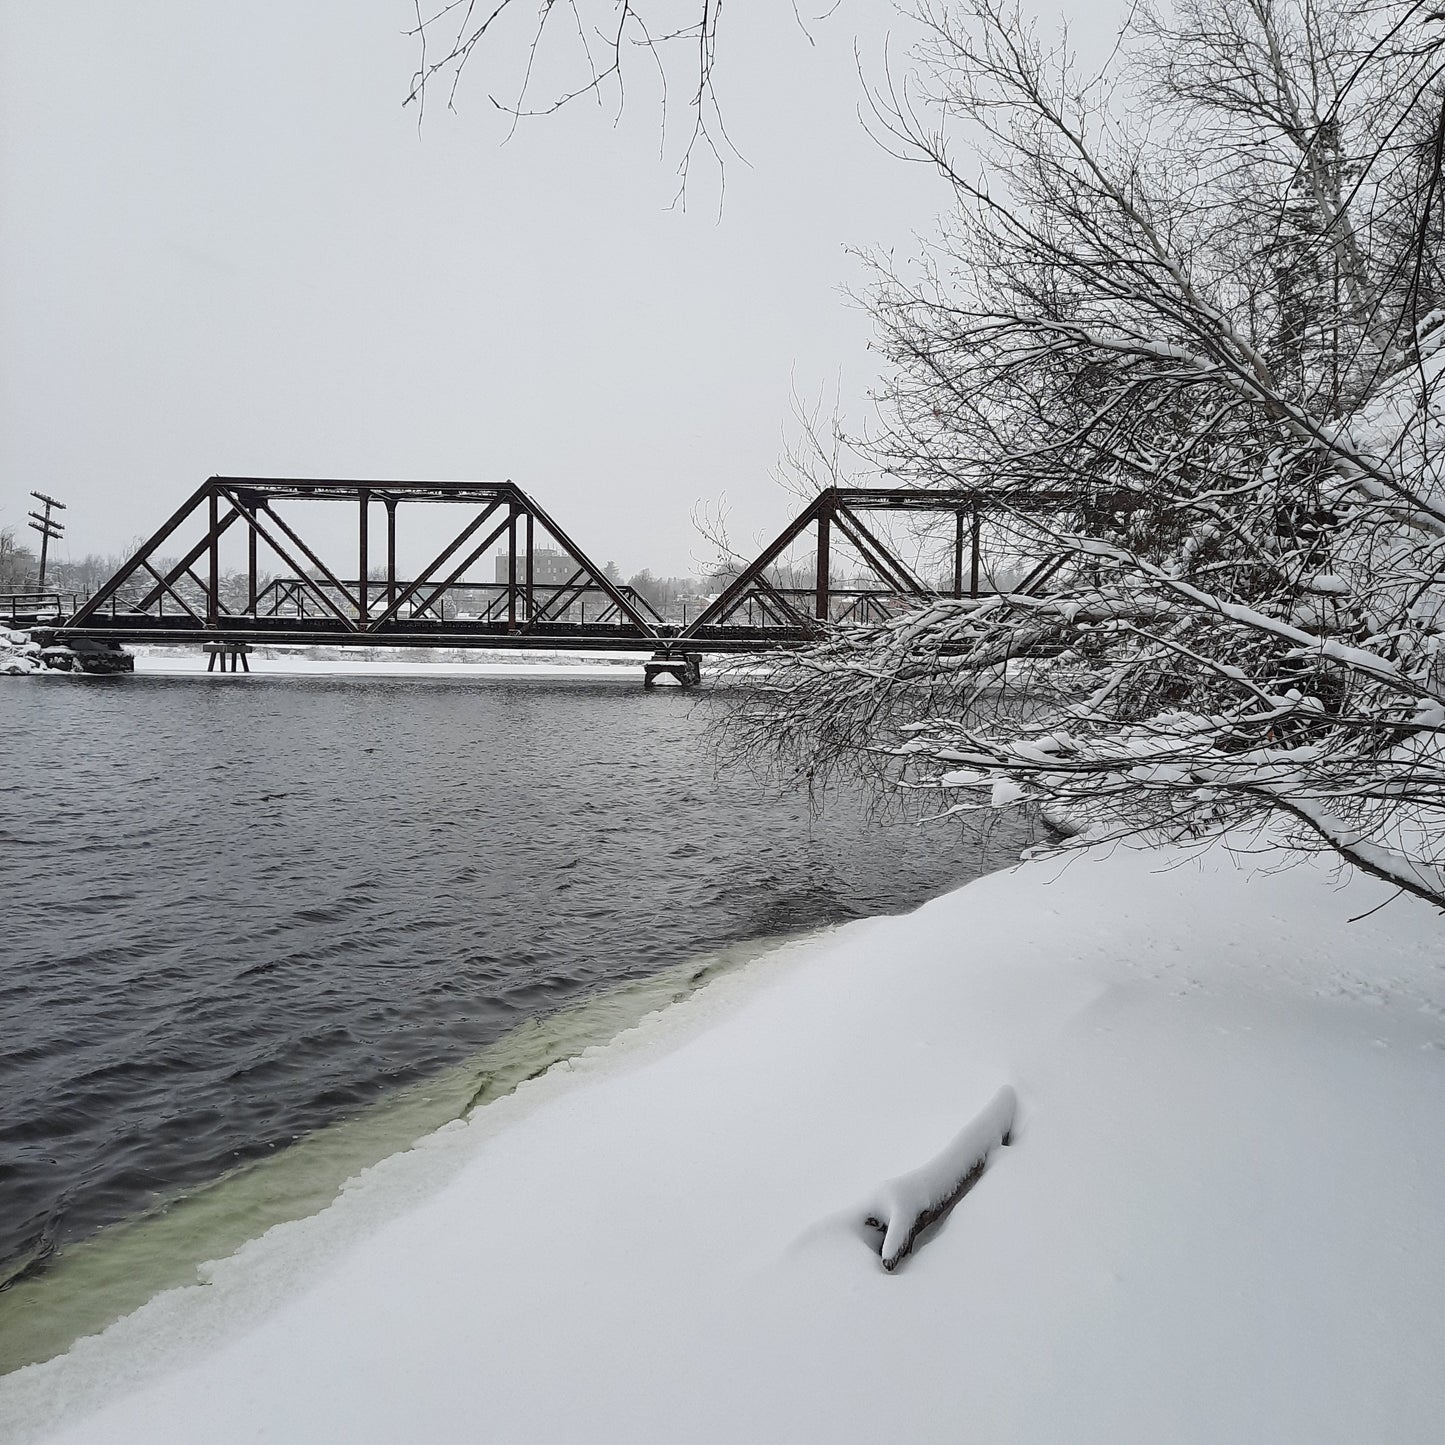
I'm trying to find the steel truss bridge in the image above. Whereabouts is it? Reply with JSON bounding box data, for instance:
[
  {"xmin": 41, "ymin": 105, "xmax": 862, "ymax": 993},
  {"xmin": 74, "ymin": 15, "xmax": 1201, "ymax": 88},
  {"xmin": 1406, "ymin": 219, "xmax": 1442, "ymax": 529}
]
[{"xmin": 51, "ymin": 477, "xmax": 1069, "ymax": 659}]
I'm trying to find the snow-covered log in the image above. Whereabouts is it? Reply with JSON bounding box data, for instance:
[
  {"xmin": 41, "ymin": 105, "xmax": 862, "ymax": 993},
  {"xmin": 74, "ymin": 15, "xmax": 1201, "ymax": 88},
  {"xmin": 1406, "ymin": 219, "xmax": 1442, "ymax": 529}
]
[{"xmin": 863, "ymin": 1085, "xmax": 1016, "ymax": 1272}]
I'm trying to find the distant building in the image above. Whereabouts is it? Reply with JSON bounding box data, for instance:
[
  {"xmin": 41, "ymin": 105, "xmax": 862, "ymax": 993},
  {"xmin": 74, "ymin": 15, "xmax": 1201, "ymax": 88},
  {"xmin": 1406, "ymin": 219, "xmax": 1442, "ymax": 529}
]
[{"xmin": 493, "ymin": 547, "xmax": 580, "ymax": 585}]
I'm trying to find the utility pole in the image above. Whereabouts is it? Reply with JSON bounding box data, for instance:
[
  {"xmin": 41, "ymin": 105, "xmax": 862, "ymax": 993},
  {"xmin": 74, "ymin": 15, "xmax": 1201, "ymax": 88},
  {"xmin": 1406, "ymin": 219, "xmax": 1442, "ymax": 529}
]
[{"xmin": 28, "ymin": 492, "xmax": 66, "ymax": 591}]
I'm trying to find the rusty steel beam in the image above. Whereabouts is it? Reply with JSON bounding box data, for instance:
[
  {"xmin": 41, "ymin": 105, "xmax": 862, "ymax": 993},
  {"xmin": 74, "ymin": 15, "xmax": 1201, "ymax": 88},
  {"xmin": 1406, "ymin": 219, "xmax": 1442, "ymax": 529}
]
[
  {"xmin": 618, "ymin": 587, "xmax": 666, "ymax": 625},
  {"xmin": 746, "ymin": 574, "xmax": 817, "ymax": 632},
  {"xmin": 366, "ymin": 499, "xmax": 504, "ymax": 632},
  {"xmin": 221, "ymin": 491, "xmax": 361, "ymax": 631},
  {"xmin": 140, "ymin": 559, "xmax": 206, "ymax": 626},
  {"xmin": 358, "ymin": 489, "xmax": 369, "ymax": 623},
  {"xmin": 828, "ymin": 486, "xmax": 1142, "ymax": 513},
  {"xmin": 1014, "ymin": 554, "xmax": 1068, "ymax": 596},
  {"xmin": 516, "ymin": 491, "xmax": 660, "ymax": 636},
  {"xmin": 209, "ymin": 477, "xmax": 515, "ymax": 503},
  {"xmin": 507, "ymin": 504, "xmax": 517, "ymax": 632},
  {"xmin": 831, "ymin": 502, "xmax": 932, "ymax": 598},
  {"xmin": 248, "ymin": 522, "xmax": 259, "ymax": 615},
  {"xmin": 815, "ymin": 508, "xmax": 831, "ymax": 620},
  {"xmin": 525, "ymin": 510, "xmax": 534, "ymax": 622},
  {"xmin": 410, "ymin": 510, "xmax": 515, "ymax": 622},
  {"xmin": 533, "ymin": 567, "xmax": 592, "ymax": 623},
  {"xmin": 385, "ymin": 497, "xmax": 397, "ymax": 611},
  {"xmin": 207, "ymin": 490, "xmax": 220, "ymax": 625},
  {"xmin": 69, "ymin": 477, "xmax": 216, "ymax": 624},
  {"xmin": 827, "ymin": 508, "xmax": 920, "ymax": 600},
  {"xmin": 680, "ymin": 493, "xmax": 827, "ymax": 636},
  {"xmin": 184, "ymin": 567, "xmax": 232, "ymax": 616},
  {"xmin": 134, "ymin": 506, "xmax": 242, "ymax": 612},
  {"xmin": 248, "ymin": 494, "xmax": 362, "ymax": 617}
]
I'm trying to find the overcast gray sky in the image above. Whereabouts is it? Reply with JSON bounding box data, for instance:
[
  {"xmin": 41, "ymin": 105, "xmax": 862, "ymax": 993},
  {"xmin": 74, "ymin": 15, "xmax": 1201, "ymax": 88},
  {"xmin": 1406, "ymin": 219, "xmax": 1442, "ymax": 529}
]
[{"xmin": 0, "ymin": 2, "xmax": 967, "ymax": 581}]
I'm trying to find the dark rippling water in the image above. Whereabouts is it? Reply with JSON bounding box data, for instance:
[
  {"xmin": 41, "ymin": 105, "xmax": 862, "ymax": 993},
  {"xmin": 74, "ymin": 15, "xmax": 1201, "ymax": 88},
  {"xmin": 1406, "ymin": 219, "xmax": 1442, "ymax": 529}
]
[{"xmin": 0, "ymin": 670, "xmax": 1027, "ymax": 1285}]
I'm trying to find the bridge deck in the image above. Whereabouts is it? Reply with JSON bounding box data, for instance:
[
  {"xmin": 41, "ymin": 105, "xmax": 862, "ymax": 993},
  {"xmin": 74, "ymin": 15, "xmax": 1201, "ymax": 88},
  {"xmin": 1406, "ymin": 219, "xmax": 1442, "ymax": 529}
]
[{"xmin": 47, "ymin": 614, "xmax": 817, "ymax": 654}]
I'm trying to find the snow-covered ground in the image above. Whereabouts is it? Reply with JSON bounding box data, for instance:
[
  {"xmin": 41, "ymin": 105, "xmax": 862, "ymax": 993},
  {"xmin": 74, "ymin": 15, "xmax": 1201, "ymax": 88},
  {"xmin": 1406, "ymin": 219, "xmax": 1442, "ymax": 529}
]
[
  {"xmin": 129, "ymin": 645, "xmax": 647, "ymax": 680},
  {"xmin": 3, "ymin": 838, "xmax": 1442, "ymax": 1444}
]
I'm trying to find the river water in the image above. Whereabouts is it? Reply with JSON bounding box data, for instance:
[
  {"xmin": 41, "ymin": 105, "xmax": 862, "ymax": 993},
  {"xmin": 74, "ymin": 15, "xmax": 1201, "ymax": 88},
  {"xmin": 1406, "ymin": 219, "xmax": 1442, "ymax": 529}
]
[{"xmin": 0, "ymin": 667, "xmax": 1028, "ymax": 1367}]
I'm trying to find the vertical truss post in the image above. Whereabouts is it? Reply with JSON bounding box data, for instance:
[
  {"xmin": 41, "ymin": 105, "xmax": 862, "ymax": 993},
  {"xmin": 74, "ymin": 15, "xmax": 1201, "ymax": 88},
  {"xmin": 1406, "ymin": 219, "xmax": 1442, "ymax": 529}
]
[
  {"xmin": 358, "ymin": 488, "xmax": 370, "ymax": 623},
  {"xmin": 953, "ymin": 509, "xmax": 965, "ymax": 598},
  {"xmin": 247, "ymin": 523, "xmax": 258, "ymax": 616},
  {"xmin": 970, "ymin": 504, "xmax": 982, "ymax": 599},
  {"xmin": 525, "ymin": 509, "xmax": 534, "ymax": 622},
  {"xmin": 384, "ymin": 497, "xmax": 398, "ymax": 613},
  {"xmin": 507, "ymin": 503, "xmax": 518, "ymax": 632},
  {"xmin": 207, "ymin": 487, "xmax": 220, "ymax": 625},
  {"xmin": 815, "ymin": 504, "xmax": 831, "ymax": 621}
]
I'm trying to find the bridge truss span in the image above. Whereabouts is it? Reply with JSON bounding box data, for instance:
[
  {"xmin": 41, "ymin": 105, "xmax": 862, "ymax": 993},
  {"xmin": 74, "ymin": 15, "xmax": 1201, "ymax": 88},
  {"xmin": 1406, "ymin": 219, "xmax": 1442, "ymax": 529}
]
[
  {"xmin": 66, "ymin": 477, "xmax": 670, "ymax": 651},
  {"xmin": 55, "ymin": 479, "xmax": 1087, "ymax": 659},
  {"xmin": 672, "ymin": 486, "xmax": 1071, "ymax": 649}
]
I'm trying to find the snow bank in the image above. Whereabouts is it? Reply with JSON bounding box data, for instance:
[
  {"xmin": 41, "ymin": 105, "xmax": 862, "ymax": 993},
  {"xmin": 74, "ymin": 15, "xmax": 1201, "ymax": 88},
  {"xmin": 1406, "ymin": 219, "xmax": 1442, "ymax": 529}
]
[
  {"xmin": 0, "ymin": 629, "xmax": 132, "ymax": 675},
  {"xmin": 0, "ymin": 627, "xmax": 42, "ymax": 674},
  {"xmin": 3, "ymin": 840, "xmax": 1442, "ymax": 1444}
]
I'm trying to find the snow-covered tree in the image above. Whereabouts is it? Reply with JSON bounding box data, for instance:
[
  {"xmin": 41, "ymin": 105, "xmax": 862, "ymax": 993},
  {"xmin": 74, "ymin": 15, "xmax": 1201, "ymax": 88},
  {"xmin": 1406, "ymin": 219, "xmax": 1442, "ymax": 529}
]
[
  {"xmin": 719, "ymin": 0, "xmax": 1445, "ymax": 909},
  {"xmin": 0, "ymin": 525, "xmax": 36, "ymax": 590}
]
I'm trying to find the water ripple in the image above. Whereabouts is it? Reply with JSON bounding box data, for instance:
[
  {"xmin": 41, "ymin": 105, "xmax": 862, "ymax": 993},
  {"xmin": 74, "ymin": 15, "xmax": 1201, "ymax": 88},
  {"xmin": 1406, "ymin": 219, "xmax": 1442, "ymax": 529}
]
[{"xmin": 0, "ymin": 673, "xmax": 1029, "ymax": 1280}]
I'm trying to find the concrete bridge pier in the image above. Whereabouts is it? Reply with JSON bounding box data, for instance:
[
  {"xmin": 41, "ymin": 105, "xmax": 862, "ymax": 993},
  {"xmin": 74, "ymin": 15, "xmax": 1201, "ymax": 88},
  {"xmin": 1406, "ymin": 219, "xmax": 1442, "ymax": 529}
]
[{"xmin": 643, "ymin": 651, "xmax": 702, "ymax": 689}]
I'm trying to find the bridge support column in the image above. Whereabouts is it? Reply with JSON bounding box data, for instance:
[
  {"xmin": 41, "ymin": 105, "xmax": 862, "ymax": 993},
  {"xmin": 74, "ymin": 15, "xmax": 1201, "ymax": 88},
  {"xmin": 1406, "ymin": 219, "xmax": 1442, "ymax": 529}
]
[
  {"xmin": 203, "ymin": 642, "xmax": 252, "ymax": 673},
  {"xmin": 643, "ymin": 651, "xmax": 702, "ymax": 689}
]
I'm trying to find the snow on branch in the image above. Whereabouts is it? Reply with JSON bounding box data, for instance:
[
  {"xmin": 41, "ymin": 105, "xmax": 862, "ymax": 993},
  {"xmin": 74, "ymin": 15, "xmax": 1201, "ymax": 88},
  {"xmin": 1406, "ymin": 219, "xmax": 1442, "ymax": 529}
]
[{"xmin": 715, "ymin": 0, "xmax": 1445, "ymax": 908}]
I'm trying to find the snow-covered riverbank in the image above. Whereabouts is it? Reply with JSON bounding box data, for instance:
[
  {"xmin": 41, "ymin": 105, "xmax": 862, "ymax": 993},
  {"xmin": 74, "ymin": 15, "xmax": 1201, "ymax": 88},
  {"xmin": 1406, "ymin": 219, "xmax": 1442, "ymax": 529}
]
[
  {"xmin": 0, "ymin": 629, "xmax": 132, "ymax": 675},
  {"xmin": 129, "ymin": 644, "xmax": 647, "ymax": 680},
  {"xmin": 3, "ymin": 837, "xmax": 1442, "ymax": 1444}
]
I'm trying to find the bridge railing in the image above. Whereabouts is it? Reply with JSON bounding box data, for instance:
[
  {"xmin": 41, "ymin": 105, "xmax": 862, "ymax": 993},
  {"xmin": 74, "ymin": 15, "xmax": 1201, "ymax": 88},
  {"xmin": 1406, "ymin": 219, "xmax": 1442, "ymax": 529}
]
[
  {"xmin": 246, "ymin": 578, "xmax": 669, "ymax": 628},
  {"xmin": 0, "ymin": 591, "xmax": 68, "ymax": 623}
]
